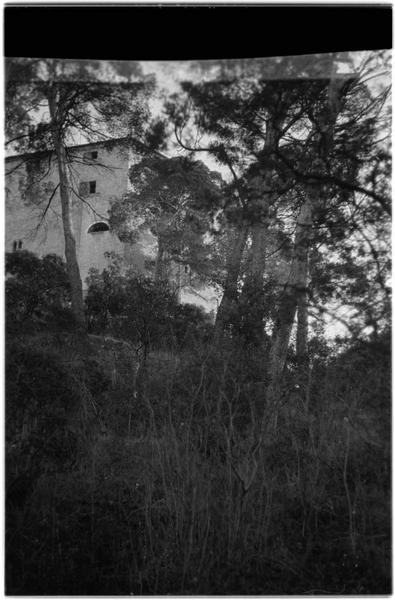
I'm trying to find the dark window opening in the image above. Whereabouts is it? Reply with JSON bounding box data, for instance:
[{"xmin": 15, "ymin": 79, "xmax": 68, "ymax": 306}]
[
  {"xmin": 185, "ymin": 265, "xmax": 189, "ymax": 273},
  {"xmin": 83, "ymin": 150, "xmax": 98, "ymax": 161},
  {"xmin": 12, "ymin": 240, "xmax": 23, "ymax": 251},
  {"xmin": 87, "ymin": 222, "xmax": 109, "ymax": 234},
  {"xmin": 79, "ymin": 181, "xmax": 97, "ymax": 195}
]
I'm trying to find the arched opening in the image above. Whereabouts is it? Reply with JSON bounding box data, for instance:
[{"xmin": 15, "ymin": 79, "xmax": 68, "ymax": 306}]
[{"xmin": 87, "ymin": 222, "xmax": 110, "ymax": 234}]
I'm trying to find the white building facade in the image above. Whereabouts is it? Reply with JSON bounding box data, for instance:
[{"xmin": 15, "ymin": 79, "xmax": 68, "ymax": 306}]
[{"xmin": 5, "ymin": 138, "xmax": 218, "ymax": 313}]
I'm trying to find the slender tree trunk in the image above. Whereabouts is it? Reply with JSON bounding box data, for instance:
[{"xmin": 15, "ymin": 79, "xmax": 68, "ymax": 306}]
[
  {"xmin": 263, "ymin": 56, "xmax": 343, "ymax": 431},
  {"xmin": 47, "ymin": 88, "xmax": 85, "ymax": 332},
  {"xmin": 175, "ymin": 259, "xmax": 182, "ymax": 302},
  {"xmin": 295, "ymin": 210, "xmax": 311, "ymax": 368},
  {"xmin": 214, "ymin": 220, "xmax": 249, "ymax": 339},
  {"xmin": 239, "ymin": 116, "xmax": 281, "ymax": 345},
  {"xmin": 154, "ymin": 236, "xmax": 165, "ymax": 283},
  {"xmin": 244, "ymin": 215, "xmax": 269, "ymax": 289},
  {"xmin": 296, "ymin": 284, "xmax": 309, "ymax": 361},
  {"xmin": 296, "ymin": 268, "xmax": 310, "ymax": 399},
  {"xmin": 265, "ymin": 196, "xmax": 313, "ymax": 423},
  {"xmin": 239, "ymin": 175, "xmax": 271, "ymax": 345},
  {"xmin": 239, "ymin": 228, "xmax": 269, "ymax": 344}
]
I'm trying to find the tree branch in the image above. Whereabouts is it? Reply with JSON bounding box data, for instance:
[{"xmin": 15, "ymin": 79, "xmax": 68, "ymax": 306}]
[
  {"xmin": 34, "ymin": 183, "xmax": 60, "ymax": 233},
  {"xmin": 276, "ymin": 150, "xmax": 391, "ymax": 215}
]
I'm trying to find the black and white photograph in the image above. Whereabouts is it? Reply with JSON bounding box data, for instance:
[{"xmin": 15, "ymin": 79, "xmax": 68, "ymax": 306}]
[{"xmin": 4, "ymin": 5, "xmax": 392, "ymax": 595}]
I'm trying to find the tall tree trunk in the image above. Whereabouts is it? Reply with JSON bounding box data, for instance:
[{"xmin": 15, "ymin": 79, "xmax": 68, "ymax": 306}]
[
  {"xmin": 47, "ymin": 89, "xmax": 85, "ymax": 332},
  {"xmin": 239, "ymin": 219, "xmax": 269, "ymax": 344},
  {"xmin": 214, "ymin": 220, "xmax": 249, "ymax": 339},
  {"xmin": 239, "ymin": 172, "xmax": 272, "ymax": 345},
  {"xmin": 263, "ymin": 56, "xmax": 343, "ymax": 430},
  {"xmin": 296, "ymin": 266, "xmax": 310, "ymax": 399},
  {"xmin": 239, "ymin": 116, "xmax": 281, "ymax": 345},
  {"xmin": 154, "ymin": 236, "xmax": 165, "ymax": 283},
  {"xmin": 296, "ymin": 283, "xmax": 309, "ymax": 362},
  {"xmin": 245, "ymin": 211, "xmax": 269, "ymax": 289},
  {"xmin": 265, "ymin": 197, "xmax": 313, "ymax": 423}
]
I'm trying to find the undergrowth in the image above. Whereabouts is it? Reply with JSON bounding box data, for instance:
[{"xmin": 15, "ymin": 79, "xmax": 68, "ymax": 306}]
[{"xmin": 6, "ymin": 331, "xmax": 391, "ymax": 594}]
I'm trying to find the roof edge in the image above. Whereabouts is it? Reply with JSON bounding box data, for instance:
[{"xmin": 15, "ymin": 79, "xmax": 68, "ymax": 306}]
[{"xmin": 5, "ymin": 136, "xmax": 133, "ymax": 162}]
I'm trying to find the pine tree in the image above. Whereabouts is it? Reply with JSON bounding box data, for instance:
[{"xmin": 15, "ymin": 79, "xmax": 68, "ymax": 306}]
[
  {"xmin": 5, "ymin": 58, "xmax": 154, "ymax": 331},
  {"xmin": 109, "ymin": 155, "xmax": 224, "ymax": 288}
]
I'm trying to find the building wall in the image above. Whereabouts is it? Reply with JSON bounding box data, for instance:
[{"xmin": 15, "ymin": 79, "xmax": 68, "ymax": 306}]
[
  {"xmin": 5, "ymin": 139, "xmax": 219, "ymax": 312},
  {"xmin": 5, "ymin": 141, "xmax": 150, "ymax": 287}
]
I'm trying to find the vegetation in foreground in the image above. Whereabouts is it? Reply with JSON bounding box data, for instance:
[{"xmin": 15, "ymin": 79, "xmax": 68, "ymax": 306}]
[{"xmin": 5, "ymin": 252, "xmax": 391, "ymax": 595}]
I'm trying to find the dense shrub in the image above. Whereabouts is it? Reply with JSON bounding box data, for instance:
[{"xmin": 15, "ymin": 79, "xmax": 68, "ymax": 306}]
[
  {"xmin": 85, "ymin": 260, "xmax": 213, "ymax": 351},
  {"xmin": 5, "ymin": 329, "xmax": 391, "ymax": 595},
  {"xmin": 6, "ymin": 250, "xmax": 73, "ymax": 332},
  {"xmin": 4, "ymin": 254, "xmax": 391, "ymax": 594},
  {"xmin": 6, "ymin": 343, "xmax": 78, "ymax": 480},
  {"xmin": 169, "ymin": 302, "xmax": 213, "ymax": 346}
]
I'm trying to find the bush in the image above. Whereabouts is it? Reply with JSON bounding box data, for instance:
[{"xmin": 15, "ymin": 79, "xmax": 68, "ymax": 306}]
[
  {"xmin": 5, "ymin": 280, "xmax": 390, "ymax": 594},
  {"xmin": 6, "ymin": 250, "xmax": 73, "ymax": 332},
  {"xmin": 5, "ymin": 330, "xmax": 391, "ymax": 595},
  {"xmin": 6, "ymin": 341, "xmax": 80, "ymax": 475},
  {"xmin": 85, "ymin": 259, "xmax": 213, "ymax": 352},
  {"xmin": 167, "ymin": 302, "xmax": 213, "ymax": 347}
]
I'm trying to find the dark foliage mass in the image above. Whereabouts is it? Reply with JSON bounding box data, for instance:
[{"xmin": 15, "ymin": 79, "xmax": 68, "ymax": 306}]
[
  {"xmin": 5, "ymin": 256, "xmax": 391, "ymax": 595},
  {"xmin": 85, "ymin": 260, "xmax": 213, "ymax": 353},
  {"xmin": 6, "ymin": 250, "xmax": 74, "ymax": 332}
]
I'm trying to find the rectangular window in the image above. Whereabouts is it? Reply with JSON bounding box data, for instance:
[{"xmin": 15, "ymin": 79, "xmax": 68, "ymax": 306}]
[
  {"xmin": 18, "ymin": 240, "xmax": 23, "ymax": 249},
  {"xmin": 83, "ymin": 150, "xmax": 98, "ymax": 160},
  {"xmin": 12, "ymin": 241, "xmax": 17, "ymax": 252},
  {"xmin": 79, "ymin": 181, "xmax": 97, "ymax": 196}
]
